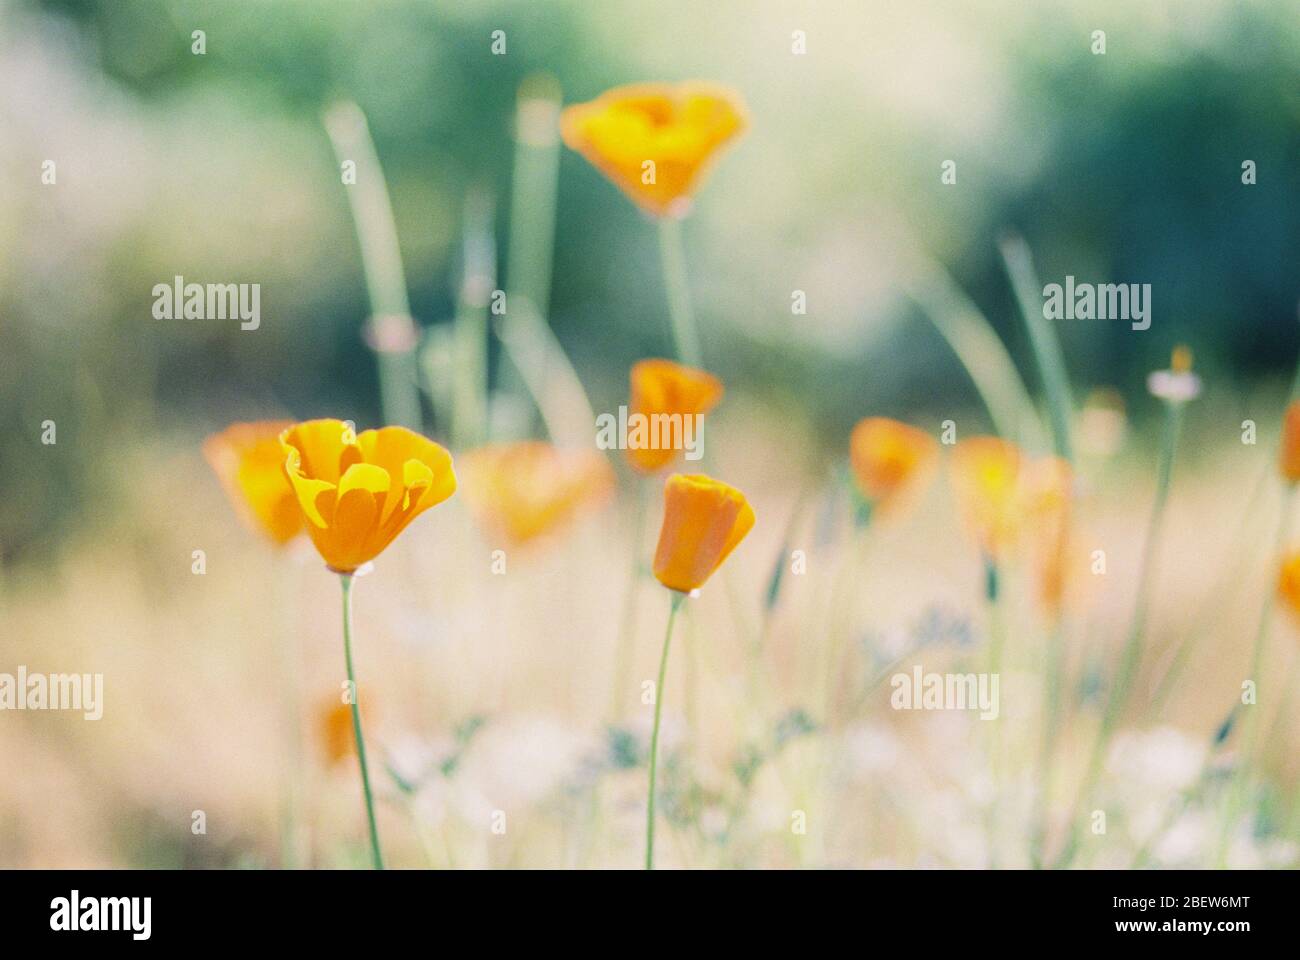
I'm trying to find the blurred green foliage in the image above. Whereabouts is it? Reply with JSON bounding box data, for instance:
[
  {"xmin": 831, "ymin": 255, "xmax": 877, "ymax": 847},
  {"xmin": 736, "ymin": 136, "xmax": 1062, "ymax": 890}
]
[{"xmin": 3, "ymin": 0, "xmax": 1298, "ymax": 562}]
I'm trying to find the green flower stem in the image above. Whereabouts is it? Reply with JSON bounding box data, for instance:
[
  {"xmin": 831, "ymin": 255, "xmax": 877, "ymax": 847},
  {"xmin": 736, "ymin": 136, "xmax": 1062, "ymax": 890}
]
[
  {"xmin": 1055, "ymin": 398, "xmax": 1185, "ymax": 868},
  {"xmin": 646, "ymin": 592, "xmax": 685, "ymax": 870},
  {"xmin": 984, "ymin": 557, "xmax": 1006, "ymax": 868},
  {"xmin": 1031, "ymin": 619, "xmax": 1064, "ymax": 869},
  {"xmin": 658, "ymin": 217, "xmax": 702, "ymax": 366},
  {"xmin": 823, "ymin": 521, "xmax": 871, "ymax": 727},
  {"xmin": 340, "ymin": 573, "xmax": 384, "ymax": 870},
  {"xmin": 1213, "ymin": 482, "xmax": 1295, "ymax": 866},
  {"xmin": 276, "ymin": 559, "xmax": 303, "ymax": 869}
]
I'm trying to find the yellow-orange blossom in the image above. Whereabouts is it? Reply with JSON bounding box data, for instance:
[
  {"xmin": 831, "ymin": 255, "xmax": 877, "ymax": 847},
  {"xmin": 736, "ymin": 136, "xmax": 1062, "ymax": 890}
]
[
  {"xmin": 653, "ymin": 473, "xmax": 754, "ymax": 593},
  {"xmin": 848, "ymin": 416, "xmax": 938, "ymax": 513},
  {"xmin": 203, "ymin": 420, "xmax": 304, "ymax": 545},
  {"xmin": 460, "ymin": 441, "xmax": 613, "ymax": 546},
  {"xmin": 280, "ymin": 419, "xmax": 456, "ymax": 572},
  {"xmin": 561, "ymin": 83, "xmax": 747, "ymax": 218},
  {"xmin": 627, "ymin": 359, "xmax": 724, "ymax": 474}
]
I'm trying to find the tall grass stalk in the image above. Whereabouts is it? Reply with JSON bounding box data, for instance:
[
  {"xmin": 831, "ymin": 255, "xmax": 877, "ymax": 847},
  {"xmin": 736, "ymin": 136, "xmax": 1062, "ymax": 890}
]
[
  {"xmin": 496, "ymin": 78, "xmax": 595, "ymax": 447},
  {"xmin": 658, "ymin": 217, "xmax": 702, "ymax": 366},
  {"xmin": 1055, "ymin": 396, "xmax": 1186, "ymax": 867},
  {"xmin": 324, "ymin": 101, "xmax": 421, "ymax": 431},
  {"xmin": 452, "ymin": 190, "xmax": 495, "ymax": 449},
  {"xmin": 999, "ymin": 233, "xmax": 1074, "ymax": 461},
  {"xmin": 903, "ymin": 255, "xmax": 1045, "ymax": 450},
  {"xmin": 493, "ymin": 298, "xmax": 594, "ymax": 447},
  {"xmin": 646, "ymin": 592, "xmax": 686, "ymax": 869},
  {"xmin": 1212, "ymin": 483, "xmax": 1295, "ymax": 866},
  {"xmin": 339, "ymin": 573, "xmax": 384, "ymax": 869}
]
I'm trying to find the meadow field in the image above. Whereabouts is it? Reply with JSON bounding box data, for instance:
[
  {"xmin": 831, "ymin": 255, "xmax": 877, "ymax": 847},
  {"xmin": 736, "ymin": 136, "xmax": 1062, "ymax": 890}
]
[{"xmin": 1, "ymin": 0, "xmax": 1298, "ymax": 869}]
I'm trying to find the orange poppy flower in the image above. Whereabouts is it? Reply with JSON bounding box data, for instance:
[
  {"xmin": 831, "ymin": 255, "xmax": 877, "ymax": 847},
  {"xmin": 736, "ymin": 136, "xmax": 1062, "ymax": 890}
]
[
  {"xmin": 848, "ymin": 417, "xmax": 938, "ymax": 514},
  {"xmin": 652, "ymin": 473, "xmax": 755, "ymax": 593},
  {"xmin": 1278, "ymin": 551, "xmax": 1300, "ymax": 619},
  {"xmin": 318, "ymin": 696, "xmax": 371, "ymax": 766},
  {"xmin": 561, "ymin": 83, "xmax": 747, "ymax": 218},
  {"xmin": 1021, "ymin": 456, "xmax": 1074, "ymax": 614},
  {"xmin": 280, "ymin": 419, "xmax": 456, "ymax": 573},
  {"xmin": 203, "ymin": 420, "xmax": 304, "ymax": 546},
  {"xmin": 949, "ymin": 437, "xmax": 1024, "ymax": 559},
  {"xmin": 460, "ymin": 442, "xmax": 614, "ymax": 546},
  {"xmin": 626, "ymin": 359, "xmax": 724, "ymax": 474},
  {"xmin": 1280, "ymin": 401, "xmax": 1300, "ymax": 483}
]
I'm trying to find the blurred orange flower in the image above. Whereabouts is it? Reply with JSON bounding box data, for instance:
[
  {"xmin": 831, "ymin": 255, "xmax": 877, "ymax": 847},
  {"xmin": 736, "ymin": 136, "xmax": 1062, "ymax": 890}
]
[
  {"xmin": 460, "ymin": 442, "xmax": 614, "ymax": 546},
  {"xmin": 203, "ymin": 420, "xmax": 303, "ymax": 546},
  {"xmin": 561, "ymin": 83, "xmax": 747, "ymax": 218},
  {"xmin": 1279, "ymin": 401, "xmax": 1300, "ymax": 483},
  {"xmin": 652, "ymin": 473, "xmax": 754, "ymax": 593},
  {"xmin": 1022, "ymin": 456, "xmax": 1075, "ymax": 614},
  {"xmin": 949, "ymin": 437, "xmax": 1024, "ymax": 559},
  {"xmin": 848, "ymin": 417, "xmax": 938, "ymax": 514},
  {"xmin": 626, "ymin": 359, "xmax": 724, "ymax": 474},
  {"xmin": 280, "ymin": 419, "xmax": 456, "ymax": 573},
  {"xmin": 1278, "ymin": 551, "xmax": 1300, "ymax": 619},
  {"xmin": 318, "ymin": 696, "xmax": 370, "ymax": 766}
]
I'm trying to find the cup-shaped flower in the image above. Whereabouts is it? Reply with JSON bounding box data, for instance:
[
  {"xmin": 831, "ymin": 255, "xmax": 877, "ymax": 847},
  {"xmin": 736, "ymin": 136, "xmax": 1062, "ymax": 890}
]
[
  {"xmin": 203, "ymin": 420, "xmax": 304, "ymax": 546},
  {"xmin": 848, "ymin": 417, "xmax": 938, "ymax": 515},
  {"xmin": 625, "ymin": 359, "xmax": 724, "ymax": 474},
  {"xmin": 949, "ymin": 437, "xmax": 1024, "ymax": 559},
  {"xmin": 1279, "ymin": 401, "xmax": 1300, "ymax": 483},
  {"xmin": 652, "ymin": 473, "xmax": 754, "ymax": 593},
  {"xmin": 561, "ymin": 83, "xmax": 747, "ymax": 218},
  {"xmin": 280, "ymin": 419, "xmax": 456, "ymax": 573},
  {"xmin": 460, "ymin": 441, "xmax": 614, "ymax": 547}
]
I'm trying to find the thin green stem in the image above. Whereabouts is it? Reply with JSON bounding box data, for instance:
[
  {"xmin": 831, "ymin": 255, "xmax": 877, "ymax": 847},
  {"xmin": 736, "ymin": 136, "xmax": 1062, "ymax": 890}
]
[
  {"xmin": 903, "ymin": 253, "xmax": 1045, "ymax": 450},
  {"xmin": 1000, "ymin": 233, "xmax": 1074, "ymax": 461},
  {"xmin": 340, "ymin": 574, "xmax": 384, "ymax": 870},
  {"xmin": 984, "ymin": 558, "xmax": 1005, "ymax": 868},
  {"xmin": 452, "ymin": 190, "xmax": 494, "ymax": 449},
  {"xmin": 1031, "ymin": 619, "xmax": 1064, "ymax": 868},
  {"xmin": 646, "ymin": 592, "xmax": 685, "ymax": 870},
  {"xmin": 498, "ymin": 75, "xmax": 563, "ymax": 419},
  {"xmin": 323, "ymin": 101, "xmax": 421, "ymax": 431},
  {"xmin": 1213, "ymin": 482, "xmax": 1295, "ymax": 866},
  {"xmin": 824, "ymin": 526, "xmax": 870, "ymax": 726},
  {"xmin": 658, "ymin": 217, "xmax": 701, "ymax": 366},
  {"xmin": 1055, "ymin": 399, "xmax": 1185, "ymax": 868}
]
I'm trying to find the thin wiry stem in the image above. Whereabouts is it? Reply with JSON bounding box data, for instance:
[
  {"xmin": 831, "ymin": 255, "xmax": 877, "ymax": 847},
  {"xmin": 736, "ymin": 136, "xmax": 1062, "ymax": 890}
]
[
  {"xmin": 658, "ymin": 217, "xmax": 702, "ymax": 366},
  {"xmin": 646, "ymin": 592, "xmax": 685, "ymax": 869},
  {"xmin": 340, "ymin": 574, "xmax": 384, "ymax": 870},
  {"xmin": 324, "ymin": 101, "xmax": 421, "ymax": 431},
  {"xmin": 1213, "ymin": 482, "xmax": 1295, "ymax": 866},
  {"xmin": 1055, "ymin": 399, "xmax": 1185, "ymax": 868},
  {"xmin": 1000, "ymin": 232, "xmax": 1074, "ymax": 461}
]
